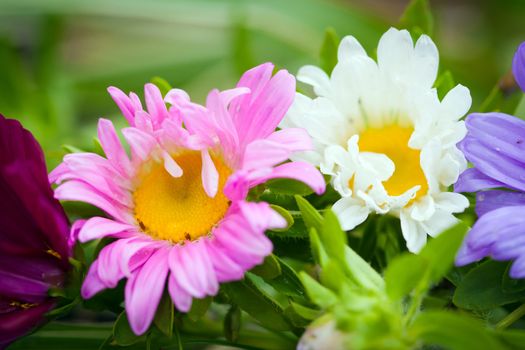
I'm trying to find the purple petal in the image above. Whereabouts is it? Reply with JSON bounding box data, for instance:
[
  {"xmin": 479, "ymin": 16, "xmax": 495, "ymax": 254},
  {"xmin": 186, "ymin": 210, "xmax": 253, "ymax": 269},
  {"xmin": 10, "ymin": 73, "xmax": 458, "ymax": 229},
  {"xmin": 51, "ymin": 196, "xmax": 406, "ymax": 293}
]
[
  {"xmin": 0, "ymin": 300, "xmax": 54, "ymax": 348},
  {"xmin": 454, "ymin": 167, "xmax": 506, "ymax": 193},
  {"xmin": 475, "ymin": 190, "xmax": 525, "ymax": 217},
  {"xmin": 459, "ymin": 133, "xmax": 525, "ymax": 192},
  {"xmin": 464, "ymin": 113, "xmax": 525, "ymax": 164},
  {"xmin": 466, "ymin": 206, "xmax": 525, "ymax": 251},
  {"xmin": 512, "ymin": 42, "xmax": 525, "ymax": 93}
]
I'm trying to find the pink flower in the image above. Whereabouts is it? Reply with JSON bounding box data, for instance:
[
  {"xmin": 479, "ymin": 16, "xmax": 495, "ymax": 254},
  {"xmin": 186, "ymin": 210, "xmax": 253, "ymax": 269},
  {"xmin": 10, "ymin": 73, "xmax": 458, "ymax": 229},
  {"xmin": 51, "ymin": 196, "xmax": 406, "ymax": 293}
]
[{"xmin": 51, "ymin": 63, "xmax": 325, "ymax": 335}]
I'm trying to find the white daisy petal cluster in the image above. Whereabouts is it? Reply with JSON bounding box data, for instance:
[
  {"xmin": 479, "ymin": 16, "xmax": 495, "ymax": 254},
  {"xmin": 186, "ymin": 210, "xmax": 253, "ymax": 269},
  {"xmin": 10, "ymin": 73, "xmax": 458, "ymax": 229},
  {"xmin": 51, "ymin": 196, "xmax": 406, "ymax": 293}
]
[{"xmin": 282, "ymin": 28, "xmax": 471, "ymax": 252}]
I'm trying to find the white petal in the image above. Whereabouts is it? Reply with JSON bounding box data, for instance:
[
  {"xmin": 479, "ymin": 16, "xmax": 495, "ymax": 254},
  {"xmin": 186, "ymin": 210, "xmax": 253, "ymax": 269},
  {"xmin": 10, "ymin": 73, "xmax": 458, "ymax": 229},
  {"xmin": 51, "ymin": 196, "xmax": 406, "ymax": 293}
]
[
  {"xmin": 297, "ymin": 65, "xmax": 331, "ymax": 96},
  {"xmin": 413, "ymin": 34, "xmax": 439, "ymax": 88},
  {"xmin": 441, "ymin": 84, "xmax": 472, "ymax": 122},
  {"xmin": 377, "ymin": 28, "xmax": 413, "ymax": 79},
  {"xmin": 201, "ymin": 150, "xmax": 219, "ymax": 198},
  {"xmin": 420, "ymin": 209, "xmax": 459, "ymax": 237},
  {"xmin": 434, "ymin": 192, "xmax": 469, "ymax": 213},
  {"xmin": 338, "ymin": 35, "xmax": 367, "ymax": 62},
  {"xmin": 332, "ymin": 197, "xmax": 370, "ymax": 231},
  {"xmin": 400, "ymin": 210, "xmax": 427, "ymax": 253},
  {"xmin": 163, "ymin": 151, "xmax": 183, "ymax": 178},
  {"xmin": 410, "ymin": 195, "xmax": 436, "ymax": 221}
]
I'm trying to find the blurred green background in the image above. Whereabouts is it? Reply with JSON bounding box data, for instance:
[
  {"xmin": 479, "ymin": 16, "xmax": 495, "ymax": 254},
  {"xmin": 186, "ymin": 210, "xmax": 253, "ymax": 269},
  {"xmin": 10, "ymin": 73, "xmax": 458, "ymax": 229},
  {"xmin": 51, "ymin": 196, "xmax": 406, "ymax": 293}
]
[{"xmin": 0, "ymin": 0, "xmax": 524, "ymax": 168}]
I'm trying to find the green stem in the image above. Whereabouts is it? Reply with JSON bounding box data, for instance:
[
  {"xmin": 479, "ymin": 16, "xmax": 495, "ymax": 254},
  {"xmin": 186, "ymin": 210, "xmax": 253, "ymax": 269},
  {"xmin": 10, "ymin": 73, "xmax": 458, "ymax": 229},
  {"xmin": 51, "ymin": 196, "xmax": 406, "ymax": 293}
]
[{"xmin": 496, "ymin": 304, "xmax": 525, "ymax": 330}]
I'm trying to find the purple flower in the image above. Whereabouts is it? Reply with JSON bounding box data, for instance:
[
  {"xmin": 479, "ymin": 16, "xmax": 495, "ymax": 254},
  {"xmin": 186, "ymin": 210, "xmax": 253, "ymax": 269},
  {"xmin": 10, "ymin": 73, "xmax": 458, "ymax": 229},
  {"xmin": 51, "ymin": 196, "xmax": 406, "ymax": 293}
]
[
  {"xmin": 455, "ymin": 42, "xmax": 525, "ymax": 278},
  {"xmin": 513, "ymin": 42, "xmax": 525, "ymax": 92},
  {"xmin": 0, "ymin": 115, "xmax": 70, "ymax": 348}
]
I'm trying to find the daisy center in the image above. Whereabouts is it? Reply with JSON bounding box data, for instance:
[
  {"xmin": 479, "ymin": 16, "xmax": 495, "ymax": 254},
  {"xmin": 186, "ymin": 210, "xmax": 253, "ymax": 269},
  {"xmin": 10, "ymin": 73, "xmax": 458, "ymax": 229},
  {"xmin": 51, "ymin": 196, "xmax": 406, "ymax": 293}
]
[
  {"xmin": 358, "ymin": 125, "xmax": 428, "ymax": 200},
  {"xmin": 133, "ymin": 152, "xmax": 231, "ymax": 243}
]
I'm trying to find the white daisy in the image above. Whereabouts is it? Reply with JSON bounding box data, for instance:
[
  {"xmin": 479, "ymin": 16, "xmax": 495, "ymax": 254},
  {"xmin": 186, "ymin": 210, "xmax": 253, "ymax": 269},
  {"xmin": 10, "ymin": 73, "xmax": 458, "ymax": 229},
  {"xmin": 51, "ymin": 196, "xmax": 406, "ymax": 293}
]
[{"xmin": 282, "ymin": 28, "xmax": 471, "ymax": 252}]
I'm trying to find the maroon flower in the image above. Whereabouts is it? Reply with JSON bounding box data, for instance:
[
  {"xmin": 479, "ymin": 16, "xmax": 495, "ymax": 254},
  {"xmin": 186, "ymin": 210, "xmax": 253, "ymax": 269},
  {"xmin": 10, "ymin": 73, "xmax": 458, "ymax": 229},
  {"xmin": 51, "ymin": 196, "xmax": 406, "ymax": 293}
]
[{"xmin": 0, "ymin": 115, "xmax": 70, "ymax": 348}]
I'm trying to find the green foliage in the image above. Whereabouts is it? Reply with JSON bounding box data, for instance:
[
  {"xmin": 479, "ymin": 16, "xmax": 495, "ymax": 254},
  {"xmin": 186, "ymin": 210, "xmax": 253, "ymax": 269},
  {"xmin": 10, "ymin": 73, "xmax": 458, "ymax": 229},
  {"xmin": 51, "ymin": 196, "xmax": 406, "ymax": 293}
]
[
  {"xmin": 153, "ymin": 290, "xmax": 174, "ymax": 336},
  {"xmin": 435, "ymin": 70, "xmax": 456, "ymax": 100},
  {"xmin": 319, "ymin": 27, "xmax": 340, "ymax": 74},
  {"xmin": 399, "ymin": 0, "xmax": 434, "ymax": 37},
  {"xmin": 410, "ymin": 311, "xmax": 507, "ymax": 350},
  {"xmin": 222, "ymin": 273, "xmax": 293, "ymax": 331},
  {"xmin": 113, "ymin": 313, "xmax": 147, "ymax": 346},
  {"xmin": 454, "ymin": 261, "xmax": 525, "ymax": 310}
]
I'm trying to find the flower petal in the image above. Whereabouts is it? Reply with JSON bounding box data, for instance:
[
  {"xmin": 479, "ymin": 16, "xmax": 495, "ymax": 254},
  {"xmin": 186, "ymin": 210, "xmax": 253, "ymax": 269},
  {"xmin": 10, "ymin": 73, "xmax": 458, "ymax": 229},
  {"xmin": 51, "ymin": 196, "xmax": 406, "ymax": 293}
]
[{"xmin": 125, "ymin": 247, "xmax": 169, "ymax": 335}]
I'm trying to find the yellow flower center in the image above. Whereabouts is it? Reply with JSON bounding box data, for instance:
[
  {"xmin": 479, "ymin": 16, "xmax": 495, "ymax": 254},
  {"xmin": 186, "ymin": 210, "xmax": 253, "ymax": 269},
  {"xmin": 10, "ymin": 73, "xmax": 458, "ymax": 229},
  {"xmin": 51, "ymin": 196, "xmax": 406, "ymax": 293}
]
[
  {"xmin": 358, "ymin": 125, "xmax": 428, "ymax": 200},
  {"xmin": 133, "ymin": 152, "xmax": 231, "ymax": 243}
]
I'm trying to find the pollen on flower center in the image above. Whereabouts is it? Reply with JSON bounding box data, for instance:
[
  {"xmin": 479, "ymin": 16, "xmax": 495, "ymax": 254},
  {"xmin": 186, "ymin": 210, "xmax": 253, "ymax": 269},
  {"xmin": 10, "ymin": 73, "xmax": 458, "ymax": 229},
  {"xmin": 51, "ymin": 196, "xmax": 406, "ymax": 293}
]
[
  {"xmin": 358, "ymin": 125, "xmax": 428, "ymax": 200},
  {"xmin": 133, "ymin": 152, "xmax": 231, "ymax": 243}
]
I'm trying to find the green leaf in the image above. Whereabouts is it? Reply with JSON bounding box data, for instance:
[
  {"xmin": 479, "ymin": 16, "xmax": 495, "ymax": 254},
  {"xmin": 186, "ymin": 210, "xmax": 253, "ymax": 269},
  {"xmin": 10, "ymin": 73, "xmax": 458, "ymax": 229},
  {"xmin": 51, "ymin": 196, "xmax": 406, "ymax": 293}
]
[
  {"xmin": 410, "ymin": 310, "xmax": 506, "ymax": 350},
  {"xmin": 514, "ymin": 94, "xmax": 525, "ymax": 121},
  {"xmin": 251, "ymin": 254, "xmax": 282, "ymax": 280},
  {"xmin": 319, "ymin": 27, "xmax": 340, "ymax": 74},
  {"xmin": 399, "ymin": 0, "xmax": 434, "ymax": 37},
  {"xmin": 153, "ymin": 290, "xmax": 174, "ymax": 337},
  {"xmin": 222, "ymin": 273, "xmax": 292, "ymax": 331},
  {"xmin": 150, "ymin": 76, "xmax": 172, "ymax": 96},
  {"xmin": 114, "ymin": 312, "xmax": 147, "ymax": 346},
  {"xmin": 188, "ymin": 296, "xmax": 212, "ymax": 322},
  {"xmin": 299, "ymin": 272, "xmax": 338, "ymax": 309},
  {"xmin": 224, "ymin": 305, "xmax": 241, "ymax": 342},
  {"xmin": 502, "ymin": 263, "xmax": 525, "ymax": 293},
  {"xmin": 9, "ymin": 322, "xmax": 113, "ymax": 350},
  {"xmin": 343, "ymin": 245, "xmax": 384, "ymax": 291},
  {"xmin": 62, "ymin": 144, "xmax": 84, "ymax": 154},
  {"xmin": 318, "ymin": 210, "xmax": 347, "ymax": 264},
  {"xmin": 435, "ymin": 70, "xmax": 455, "ymax": 100},
  {"xmin": 309, "ymin": 227, "xmax": 328, "ymax": 266},
  {"xmin": 454, "ymin": 260, "xmax": 525, "ymax": 310},
  {"xmin": 267, "ymin": 257, "xmax": 306, "ymax": 298},
  {"xmin": 269, "ymin": 205, "xmax": 294, "ymax": 232},
  {"xmin": 419, "ymin": 222, "xmax": 469, "ymax": 284},
  {"xmin": 320, "ymin": 259, "xmax": 347, "ymax": 292},
  {"xmin": 295, "ymin": 195, "xmax": 323, "ymax": 232},
  {"xmin": 266, "ymin": 178, "xmax": 315, "ymax": 196},
  {"xmin": 496, "ymin": 329, "xmax": 525, "ymax": 349},
  {"xmin": 289, "ymin": 301, "xmax": 320, "ymax": 321},
  {"xmin": 385, "ymin": 254, "xmax": 428, "ymax": 301}
]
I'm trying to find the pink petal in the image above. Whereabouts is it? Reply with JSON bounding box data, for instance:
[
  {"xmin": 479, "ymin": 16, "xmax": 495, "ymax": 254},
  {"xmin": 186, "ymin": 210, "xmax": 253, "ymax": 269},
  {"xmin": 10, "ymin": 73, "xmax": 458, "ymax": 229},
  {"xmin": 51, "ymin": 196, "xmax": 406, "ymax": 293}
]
[
  {"xmin": 81, "ymin": 260, "xmax": 106, "ymax": 299},
  {"xmin": 125, "ymin": 247, "xmax": 170, "ymax": 335},
  {"xmin": 54, "ymin": 180, "xmax": 133, "ymax": 223},
  {"xmin": 97, "ymin": 240, "xmax": 128, "ymax": 287},
  {"xmin": 206, "ymin": 238, "xmax": 245, "ymax": 282},
  {"xmin": 68, "ymin": 219, "xmax": 86, "ymax": 252},
  {"xmin": 168, "ymin": 274, "xmax": 192, "ymax": 312},
  {"xmin": 122, "ymin": 127, "xmax": 158, "ymax": 162},
  {"xmin": 229, "ymin": 63, "xmax": 296, "ymax": 146},
  {"xmin": 206, "ymin": 89, "xmax": 239, "ymax": 156},
  {"xmin": 134, "ymin": 111, "xmax": 154, "ymax": 133},
  {"xmin": 242, "ymin": 139, "xmax": 291, "ymax": 170},
  {"xmin": 120, "ymin": 239, "xmax": 163, "ymax": 277},
  {"xmin": 78, "ymin": 217, "xmax": 135, "ymax": 242},
  {"xmin": 162, "ymin": 151, "xmax": 183, "ymax": 178},
  {"xmin": 219, "ymin": 87, "xmax": 250, "ymax": 105},
  {"xmin": 201, "ymin": 150, "xmax": 219, "ymax": 198},
  {"xmin": 107, "ymin": 86, "xmax": 138, "ymax": 126},
  {"xmin": 238, "ymin": 201, "xmax": 287, "ymax": 231},
  {"xmin": 265, "ymin": 128, "xmax": 313, "ymax": 152},
  {"xmin": 97, "ymin": 119, "xmax": 132, "ymax": 177},
  {"xmin": 144, "ymin": 83, "xmax": 168, "ymax": 126},
  {"xmin": 164, "ymin": 88, "xmax": 190, "ymax": 106},
  {"xmin": 59, "ymin": 154, "xmax": 132, "ymax": 206},
  {"xmin": 250, "ymin": 161, "xmax": 326, "ymax": 195},
  {"xmin": 168, "ymin": 243, "xmax": 217, "ymax": 298}
]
